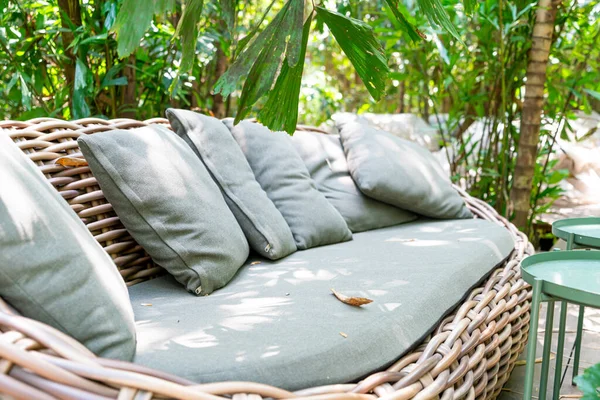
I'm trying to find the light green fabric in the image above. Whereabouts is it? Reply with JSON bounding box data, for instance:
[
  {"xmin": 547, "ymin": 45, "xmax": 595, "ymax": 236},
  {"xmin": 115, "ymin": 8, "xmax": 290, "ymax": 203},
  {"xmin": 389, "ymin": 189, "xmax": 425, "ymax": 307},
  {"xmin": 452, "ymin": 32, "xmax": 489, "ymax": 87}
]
[
  {"xmin": 292, "ymin": 130, "xmax": 418, "ymax": 232},
  {"xmin": 223, "ymin": 119, "xmax": 352, "ymax": 249},
  {"xmin": 0, "ymin": 133, "xmax": 136, "ymax": 360},
  {"xmin": 131, "ymin": 218, "xmax": 514, "ymax": 389},
  {"xmin": 335, "ymin": 113, "xmax": 473, "ymax": 219},
  {"xmin": 166, "ymin": 109, "xmax": 296, "ymax": 260},
  {"xmin": 78, "ymin": 125, "xmax": 249, "ymax": 295}
]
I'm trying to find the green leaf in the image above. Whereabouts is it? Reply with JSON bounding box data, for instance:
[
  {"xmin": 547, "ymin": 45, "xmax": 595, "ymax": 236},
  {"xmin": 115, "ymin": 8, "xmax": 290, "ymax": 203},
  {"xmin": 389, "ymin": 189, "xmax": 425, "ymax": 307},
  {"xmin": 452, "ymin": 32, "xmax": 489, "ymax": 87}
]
[
  {"xmin": 0, "ymin": 0, "xmax": 7, "ymax": 11},
  {"xmin": 233, "ymin": 0, "xmax": 304, "ymax": 122},
  {"xmin": 18, "ymin": 107, "xmax": 48, "ymax": 121},
  {"xmin": 574, "ymin": 363, "xmax": 600, "ymax": 399},
  {"xmin": 214, "ymin": 0, "xmax": 304, "ymax": 123},
  {"xmin": 258, "ymin": 14, "xmax": 312, "ymax": 133},
  {"xmin": 72, "ymin": 58, "xmax": 91, "ymax": 119},
  {"xmin": 463, "ymin": 0, "xmax": 475, "ymax": 15},
  {"xmin": 316, "ymin": 6, "xmax": 389, "ymax": 101},
  {"xmin": 176, "ymin": 0, "xmax": 204, "ymax": 74},
  {"xmin": 101, "ymin": 66, "xmax": 128, "ymax": 87},
  {"xmin": 284, "ymin": 0, "xmax": 303, "ymax": 67},
  {"xmin": 585, "ymin": 89, "xmax": 600, "ymax": 101},
  {"xmin": 221, "ymin": 0, "xmax": 235, "ymax": 32},
  {"xmin": 235, "ymin": 0, "xmax": 276, "ymax": 58},
  {"xmin": 383, "ymin": 0, "xmax": 424, "ymax": 42},
  {"xmin": 19, "ymin": 74, "xmax": 31, "ymax": 111},
  {"xmin": 417, "ymin": 0, "xmax": 464, "ymax": 45},
  {"xmin": 102, "ymin": 1, "xmax": 118, "ymax": 31},
  {"xmin": 112, "ymin": 0, "xmax": 175, "ymax": 58}
]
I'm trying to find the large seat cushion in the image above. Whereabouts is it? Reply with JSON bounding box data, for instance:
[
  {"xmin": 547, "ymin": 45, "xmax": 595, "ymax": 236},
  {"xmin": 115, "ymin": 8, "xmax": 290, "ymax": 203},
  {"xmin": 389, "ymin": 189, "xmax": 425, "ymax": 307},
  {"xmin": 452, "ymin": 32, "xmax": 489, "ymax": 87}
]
[
  {"xmin": 292, "ymin": 130, "xmax": 417, "ymax": 232},
  {"xmin": 0, "ymin": 133, "xmax": 136, "ymax": 360},
  {"xmin": 166, "ymin": 109, "xmax": 297, "ymax": 260},
  {"xmin": 78, "ymin": 125, "xmax": 249, "ymax": 295},
  {"xmin": 222, "ymin": 119, "xmax": 352, "ymax": 249},
  {"xmin": 335, "ymin": 113, "xmax": 473, "ymax": 219},
  {"xmin": 130, "ymin": 218, "xmax": 514, "ymax": 390}
]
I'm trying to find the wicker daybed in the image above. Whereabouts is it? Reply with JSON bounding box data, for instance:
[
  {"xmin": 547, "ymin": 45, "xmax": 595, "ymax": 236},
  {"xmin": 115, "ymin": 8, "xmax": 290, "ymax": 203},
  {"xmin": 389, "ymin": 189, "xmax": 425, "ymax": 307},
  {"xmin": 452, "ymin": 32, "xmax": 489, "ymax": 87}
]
[{"xmin": 0, "ymin": 117, "xmax": 534, "ymax": 400}]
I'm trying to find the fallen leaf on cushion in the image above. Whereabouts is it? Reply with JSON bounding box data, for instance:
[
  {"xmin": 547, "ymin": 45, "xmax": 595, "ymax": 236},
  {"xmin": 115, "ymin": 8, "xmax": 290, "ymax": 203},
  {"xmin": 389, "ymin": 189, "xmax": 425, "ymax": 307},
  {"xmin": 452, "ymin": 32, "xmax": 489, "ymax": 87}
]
[
  {"xmin": 250, "ymin": 261, "xmax": 262, "ymax": 266},
  {"xmin": 340, "ymin": 332, "xmax": 348, "ymax": 338},
  {"xmin": 331, "ymin": 289, "xmax": 373, "ymax": 307},
  {"xmin": 141, "ymin": 303, "xmax": 152, "ymax": 307},
  {"xmin": 55, "ymin": 156, "xmax": 88, "ymax": 167}
]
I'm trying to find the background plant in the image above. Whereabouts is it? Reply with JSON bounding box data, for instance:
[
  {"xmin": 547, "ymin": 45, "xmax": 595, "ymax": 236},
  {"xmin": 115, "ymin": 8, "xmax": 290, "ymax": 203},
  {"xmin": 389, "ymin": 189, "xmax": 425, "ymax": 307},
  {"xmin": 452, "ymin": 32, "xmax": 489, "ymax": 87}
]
[
  {"xmin": 1, "ymin": 0, "xmax": 599, "ymax": 236},
  {"xmin": 575, "ymin": 362, "xmax": 600, "ymax": 400}
]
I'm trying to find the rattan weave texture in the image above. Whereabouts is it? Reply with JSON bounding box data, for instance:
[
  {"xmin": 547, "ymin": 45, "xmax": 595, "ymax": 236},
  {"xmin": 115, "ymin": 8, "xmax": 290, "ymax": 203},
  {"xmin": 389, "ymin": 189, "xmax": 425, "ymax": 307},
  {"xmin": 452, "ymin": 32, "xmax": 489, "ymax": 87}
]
[{"xmin": 0, "ymin": 118, "xmax": 533, "ymax": 400}]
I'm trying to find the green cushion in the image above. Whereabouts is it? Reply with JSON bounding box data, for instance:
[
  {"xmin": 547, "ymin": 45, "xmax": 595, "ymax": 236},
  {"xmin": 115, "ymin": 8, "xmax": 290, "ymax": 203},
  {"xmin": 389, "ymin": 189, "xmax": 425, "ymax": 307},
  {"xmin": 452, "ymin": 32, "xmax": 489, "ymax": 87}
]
[
  {"xmin": 223, "ymin": 119, "xmax": 352, "ymax": 249},
  {"xmin": 130, "ymin": 218, "xmax": 514, "ymax": 389},
  {"xmin": 335, "ymin": 114, "xmax": 473, "ymax": 219},
  {"xmin": 0, "ymin": 133, "xmax": 136, "ymax": 360},
  {"xmin": 78, "ymin": 125, "xmax": 249, "ymax": 295},
  {"xmin": 292, "ymin": 130, "xmax": 417, "ymax": 232},
  {"xmin": 166, "ymin": 109, "xmax": 296, "ymax": 260}
]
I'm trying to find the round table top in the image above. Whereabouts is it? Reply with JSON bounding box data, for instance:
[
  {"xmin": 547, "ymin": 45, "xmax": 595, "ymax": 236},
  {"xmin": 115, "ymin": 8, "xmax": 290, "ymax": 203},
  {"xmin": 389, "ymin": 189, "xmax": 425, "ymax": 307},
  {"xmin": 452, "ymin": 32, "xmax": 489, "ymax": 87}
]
[
  {"xmin": 521, "ymin": 251, "xmax": 600, "ymax": 308},
  {"xmin": 552, "ymin": 217, "xmax": 600, "ymax": 248}
]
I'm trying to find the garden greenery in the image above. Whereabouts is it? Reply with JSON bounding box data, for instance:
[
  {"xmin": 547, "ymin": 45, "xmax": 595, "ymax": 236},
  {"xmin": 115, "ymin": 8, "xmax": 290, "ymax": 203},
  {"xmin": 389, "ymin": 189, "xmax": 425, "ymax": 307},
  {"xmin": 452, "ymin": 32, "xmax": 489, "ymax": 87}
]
[{"xmin": 1, "ymin": 0, "xmax": 599, "ymax": 232}]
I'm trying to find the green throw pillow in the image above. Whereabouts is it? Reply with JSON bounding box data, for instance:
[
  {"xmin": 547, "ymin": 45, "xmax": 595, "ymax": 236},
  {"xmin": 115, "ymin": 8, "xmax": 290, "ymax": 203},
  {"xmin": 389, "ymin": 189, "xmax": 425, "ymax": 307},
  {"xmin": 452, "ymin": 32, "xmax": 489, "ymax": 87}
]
[
  {"xmin": 223, "ymin": 119, "xmax": 352, "ymax": 249},
  {"xmin": 335, "ymin": 114, "xmax": 473, "ymax": 219},
  {"xmin": 166, "ymin": 109, "xmax": 297, "ymax": 260},
  {"xmin": 0, "ymin": 133, "xmax": 136, "ymax": 360},
  {"xmin": 292, "ymin": 130, "xmax": 417, "ymax": 232},
  {"xmin": 78, "ymin": 125, "xmax": 249, "ymax": 295}
]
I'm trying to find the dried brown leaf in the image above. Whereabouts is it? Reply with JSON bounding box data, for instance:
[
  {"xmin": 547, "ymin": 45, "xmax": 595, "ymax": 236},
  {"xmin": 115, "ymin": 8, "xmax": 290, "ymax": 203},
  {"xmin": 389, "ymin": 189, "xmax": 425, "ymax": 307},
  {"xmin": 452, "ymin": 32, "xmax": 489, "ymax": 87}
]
[
  {"xmin": 250, "ymin": 261, "xmax": 262, "ymax": 266},
  {"xmin": 141, "ymin": 303, "xmax": 152, "ymax": 307},
  {"xmin": 331, "ymin": 289, "xmax": 373, "ymax": 307},
  {"xmin": 55, "ymin": 156, "xmax": 88, "ymax": 167}
]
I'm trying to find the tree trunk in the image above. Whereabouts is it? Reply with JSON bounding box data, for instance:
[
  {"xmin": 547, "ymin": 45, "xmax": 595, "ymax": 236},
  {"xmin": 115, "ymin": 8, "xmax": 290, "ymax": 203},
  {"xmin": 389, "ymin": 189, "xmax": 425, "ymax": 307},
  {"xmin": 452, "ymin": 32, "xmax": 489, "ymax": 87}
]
[
  {"xmin": 396, "ymin": 81, "xmax": 405, "ymax": 113},
  {"xmin": 120, "ymin": 55, "xmax": 137, "ymax": 118},
  {"xmin": 510, "ymin": 0, "xmax": 561, "ymax": 232},
  {"xmin": 57, "ymin": 0, "xmax": 82, "ymax": 111},
  {"xmin": 211, "ymin": 45, "xmax": 228, "ymax": 118}
]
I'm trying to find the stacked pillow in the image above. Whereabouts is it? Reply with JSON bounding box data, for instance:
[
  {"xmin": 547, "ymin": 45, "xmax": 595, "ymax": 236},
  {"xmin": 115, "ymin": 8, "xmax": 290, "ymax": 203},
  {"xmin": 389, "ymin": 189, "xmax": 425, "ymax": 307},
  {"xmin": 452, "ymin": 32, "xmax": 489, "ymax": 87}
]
[
  {"xmin": 222, "ymin": 119, "xmax": 352, "ymax": 249},
  {"xmin": 291, "ymin": 130, "xmax": 417, "ymax": 232},
  {"xmin": 79, "ymin": 125, "xmax": 250, "ymax": 296},
  {"xmin": 334, "ymin": 113, "xmax": 472, "ymax": 220},
  {"xmin": 166, "ymin": 109, "xmax": 297, "ymax": 260},
  {"xmin": 77, "ymin": 109, "xmax": 469, "ymax": 299}
]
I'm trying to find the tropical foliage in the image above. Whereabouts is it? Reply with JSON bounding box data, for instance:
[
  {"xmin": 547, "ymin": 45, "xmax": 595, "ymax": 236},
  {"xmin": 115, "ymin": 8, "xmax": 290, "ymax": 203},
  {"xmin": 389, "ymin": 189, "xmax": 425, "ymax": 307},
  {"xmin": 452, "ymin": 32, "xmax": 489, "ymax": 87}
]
[{"xmin": 1, "ymin": 0, "xmax": 599, "ymax": 233}]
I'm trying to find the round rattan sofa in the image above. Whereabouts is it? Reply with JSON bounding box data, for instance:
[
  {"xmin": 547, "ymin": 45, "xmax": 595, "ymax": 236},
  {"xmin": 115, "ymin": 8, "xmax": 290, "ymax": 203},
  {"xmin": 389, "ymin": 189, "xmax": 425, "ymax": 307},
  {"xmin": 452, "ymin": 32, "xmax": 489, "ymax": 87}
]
[{"xmin": 0, "ymin": 117, "xmax": 534, "ymax": 400}]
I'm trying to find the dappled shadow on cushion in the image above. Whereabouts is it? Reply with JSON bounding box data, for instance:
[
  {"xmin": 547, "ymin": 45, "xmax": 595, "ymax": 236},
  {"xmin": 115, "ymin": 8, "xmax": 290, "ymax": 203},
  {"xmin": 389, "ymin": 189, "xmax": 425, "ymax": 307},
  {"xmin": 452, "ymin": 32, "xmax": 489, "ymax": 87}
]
[{"xmin": 130, "ymin": 217, "xmax": 514, "ymax": 390}]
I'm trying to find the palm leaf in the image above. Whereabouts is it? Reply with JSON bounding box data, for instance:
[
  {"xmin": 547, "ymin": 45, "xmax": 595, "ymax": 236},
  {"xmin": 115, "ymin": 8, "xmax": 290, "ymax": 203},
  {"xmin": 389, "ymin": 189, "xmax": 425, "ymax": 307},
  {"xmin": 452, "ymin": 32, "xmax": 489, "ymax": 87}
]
[
  {"xmin": 316, "ymin": 6, "xmax": 389, "ymax": 101},
  {"xmin": 384, "ymin": 0, "xmax": 425, "ymax": 42},
  {"xmin": 417, "ymin": 0, "xmax": 464, "ymax": 44},
  {"xmin": 176, "ymin": 0, "xmax": 204, "ymax": 74},
  {"xmin": 234, "ymin": 0, "xmax": 276, "ymax": 58},
  {"xmin": 258, "ymin": 14, "xmax": 312, "ymax": 133},
  {"xmin": 112, "ymin": 0, "xmax": 175, "ymax": 58},
  {"xmin": 213, "ymin": 0, "xmax": 304, "ymax": 123}
]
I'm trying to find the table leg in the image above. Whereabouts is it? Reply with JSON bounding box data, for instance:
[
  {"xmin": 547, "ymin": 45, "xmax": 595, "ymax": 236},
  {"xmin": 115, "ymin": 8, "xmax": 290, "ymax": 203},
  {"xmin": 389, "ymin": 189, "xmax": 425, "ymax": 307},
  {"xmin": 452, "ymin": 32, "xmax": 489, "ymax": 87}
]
[
  {"xmin": 553, "ymin": 301, "xmax": 568, "ymax": 399},
  {"xmin": 524, "ymin": 279, "xmax": 543, "ymax": 400},
  {"xmin": 572, "ymin": 305, "xmax": 585, "ymax": 384},
  {"xmin": 539, "ymin": 300, "xmax": 555, "ymax": 400},
  {"xmin": 566, "ymin": 232, "xmax": 575, "ymax": 250}
]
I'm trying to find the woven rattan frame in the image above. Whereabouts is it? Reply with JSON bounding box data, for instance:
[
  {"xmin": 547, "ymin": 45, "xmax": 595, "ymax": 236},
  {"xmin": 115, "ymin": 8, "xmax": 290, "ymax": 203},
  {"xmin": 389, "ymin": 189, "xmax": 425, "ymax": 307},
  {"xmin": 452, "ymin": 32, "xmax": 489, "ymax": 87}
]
[{"xmin": 0, "ymin": 118, "xmax": 533, "ymax": 400}]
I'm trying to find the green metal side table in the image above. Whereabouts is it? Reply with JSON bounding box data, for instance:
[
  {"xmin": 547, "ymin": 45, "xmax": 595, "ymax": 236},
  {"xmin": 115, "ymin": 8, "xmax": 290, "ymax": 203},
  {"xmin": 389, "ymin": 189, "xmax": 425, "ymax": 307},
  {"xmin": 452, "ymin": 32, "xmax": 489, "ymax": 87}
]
[
  {"xmin": 552, "ymin": 217, "xmax": 600, "ymax": 382},
  {"xmin": 521, "ymin": 250, "xmax": 600, "ymax": 400}
]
